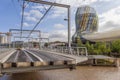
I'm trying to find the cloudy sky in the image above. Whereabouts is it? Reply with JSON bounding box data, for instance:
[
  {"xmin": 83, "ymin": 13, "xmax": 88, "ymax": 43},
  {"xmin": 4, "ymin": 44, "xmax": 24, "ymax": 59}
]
[{"xmin": 0, "ymin": 0, "xmax": 120, "ymax": 42}]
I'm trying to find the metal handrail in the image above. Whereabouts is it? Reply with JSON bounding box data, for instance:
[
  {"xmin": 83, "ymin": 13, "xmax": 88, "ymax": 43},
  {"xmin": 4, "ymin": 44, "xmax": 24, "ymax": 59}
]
[{"xmin": 42, "ymin": 46, "xmax": 88, "ymax": 56}]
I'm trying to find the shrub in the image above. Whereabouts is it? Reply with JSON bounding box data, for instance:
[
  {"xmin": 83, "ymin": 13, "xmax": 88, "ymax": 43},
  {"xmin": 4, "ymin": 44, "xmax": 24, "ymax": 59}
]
[{"xmin": 85, "ymin": 42, "xmax": 111, "ymax": 55}]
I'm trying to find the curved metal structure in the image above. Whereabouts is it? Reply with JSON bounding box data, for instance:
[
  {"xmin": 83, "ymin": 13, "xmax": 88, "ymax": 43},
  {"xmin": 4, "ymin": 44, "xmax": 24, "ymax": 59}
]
[{"xmin": 72, "ymin": 5, "xmax": 98, "ymax": 43}]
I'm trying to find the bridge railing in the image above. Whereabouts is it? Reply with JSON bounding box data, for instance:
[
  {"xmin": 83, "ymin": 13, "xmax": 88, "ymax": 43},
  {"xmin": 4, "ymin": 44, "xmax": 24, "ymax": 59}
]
[
  {"xmin": 42, "ymin": 46, "xmax": 88, "ymax": 56},
  {"xmin": 0, "ymin": 48, "xmax": 14, "ymax": 54},
  {"xmin": 71, "ymin": 47, "xmax": 88, "ymax": 56}
]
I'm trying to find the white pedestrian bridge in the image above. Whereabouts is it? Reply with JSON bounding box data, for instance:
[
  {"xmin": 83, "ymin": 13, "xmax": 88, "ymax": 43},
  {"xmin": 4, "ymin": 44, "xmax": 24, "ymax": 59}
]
[
  {"xmin": 0, "ymin": 47, "xmax": 88, "ymax": 76},
  {"xmin": 0, "ymin": 47, "xmax": 118, "ymax": 76}
]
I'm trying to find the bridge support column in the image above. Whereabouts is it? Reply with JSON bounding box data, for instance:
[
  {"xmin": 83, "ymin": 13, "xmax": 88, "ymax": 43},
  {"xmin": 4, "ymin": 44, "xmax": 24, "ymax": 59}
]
[
  {"xmin": 0, "ymin": 63, "xmax": 3, "ymax": 77},
  {"xmin": 92, "ymin": 59, "xmax": 97, "ymax": 65},
  {"xmin": 69, "ymin": 64, "xmax": 76, "ymax": 71}
]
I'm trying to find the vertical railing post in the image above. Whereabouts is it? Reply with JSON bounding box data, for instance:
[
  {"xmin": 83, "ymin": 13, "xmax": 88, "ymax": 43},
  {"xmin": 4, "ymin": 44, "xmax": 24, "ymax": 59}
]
[
  {"xmin": 77, "ymin": 47, "xmax": 79, "ymax": 56},
  {"xmin": 85, "ymin": 47, "xmax": 88, "ymax": 56},
  {"xmin": 61, "ymin": 47, "xmax": 63, "ymax": 53},
  {"xmin": 39, "ymin": 31, "xmax": 41, "ymax": 50}
]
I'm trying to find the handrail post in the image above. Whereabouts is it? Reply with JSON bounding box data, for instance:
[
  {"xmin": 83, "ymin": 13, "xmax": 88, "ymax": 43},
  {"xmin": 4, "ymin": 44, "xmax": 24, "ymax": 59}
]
[
  {"xmin": 77, "ymin": 47, "xmax": 79, "ymax": 56},
  {"xmin": 85, "ymin": 47, "xmax": 88, "ymax": 56},
  {"xmin": 61, "ymin": 47, "xmax": 63, "ymax": 53}
]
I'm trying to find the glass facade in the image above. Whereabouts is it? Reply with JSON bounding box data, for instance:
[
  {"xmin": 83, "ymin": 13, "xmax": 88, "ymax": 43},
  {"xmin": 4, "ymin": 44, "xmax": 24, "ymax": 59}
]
[{"xmin": 72, "ymin": 6, "xmax": 98, "ymax": 43}]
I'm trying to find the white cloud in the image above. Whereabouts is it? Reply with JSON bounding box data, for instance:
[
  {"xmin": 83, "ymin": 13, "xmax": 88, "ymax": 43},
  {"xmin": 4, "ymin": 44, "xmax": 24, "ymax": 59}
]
[
  {"xmin": 48, "ymin": 21, "xmax": 76, "ymax": 42},
  {"xmin": 30, "ymin": 10, "xmax": 43, "ymax": 18},
  {"xmin": 23, "ymin": 22, "xmax": 33, "ymax": 27},
  {"xmin": 50, "ymin": 7, "xmax": 67, "ymax": 18},
  {"xmin": 24, "ymin": 9, "xmax": 43, "ymax": 22},
  {"xmin": 31, "ymin": 5, "xmax": 43, "ymax": 9},
  {"xmin": 31, "ymin": 5, "xmax": 50, "ymax": 10},
  {"xmin": 99, "ymin": 21, "xmax": 119, "ymax": 32},
  {"xmin": 55, "ymin": 0, "xmax": 112, "ymax": 7},
  {"xmin": 24, "ymin": 12, "xmax": 29, "ymax": 16},
  {"xmin": 48, "ymin": 25, "xmax": 76, "ymax": 42},
  {"xmin": 99, "ymin": 6, "xmax": 120, "ymax": 32},
  {"xmin": 25, "ymin": 16, "xmax": 38, "ymax": 22},
  {"xmin": 54, "ymin": 24, "xmax": 65, "ymax": 29},
  {"xmin": 98, "ymin": 0, "xmax": 111, "ymax": 2},
  {"xmin": 41, "ymin": 32, "xmax": 49, "ymax": 38},
  {"xmin": 49, "ymin": 29, "xmax": 68, "ymax": 42},
  {"xmin": 99, "ymin": 6, "xmax": 120, "ymax": 23},
  {"xmin": 23, "ymin": 22, "xmax": 29, "ymax": 27}
]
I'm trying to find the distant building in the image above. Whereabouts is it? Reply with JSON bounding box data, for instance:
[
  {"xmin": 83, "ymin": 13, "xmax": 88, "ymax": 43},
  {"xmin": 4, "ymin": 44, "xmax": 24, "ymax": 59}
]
[
  {"xmin": 11, "ymin": 41, "xmax": 40, "ymax": 48},
  {"xmin": 0, "ymin": 35, "xmax": 8, "ymax": 44},
  {"xmin": 48, "ymin": 41, "xmax": 67, "ymax": 47},
  {"xmin": 28, "ymin": 41, "xmax": 40, "ymax": 48},
  {"xmin": 12, "ymin": 41, "xmax": 24, "ymax": 48}
]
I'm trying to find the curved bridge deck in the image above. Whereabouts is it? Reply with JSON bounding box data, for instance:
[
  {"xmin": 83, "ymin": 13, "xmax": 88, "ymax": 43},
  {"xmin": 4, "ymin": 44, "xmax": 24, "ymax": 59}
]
[{"xmin": 0, "ymin": 49, "xmax": 79, "ymax": 75}]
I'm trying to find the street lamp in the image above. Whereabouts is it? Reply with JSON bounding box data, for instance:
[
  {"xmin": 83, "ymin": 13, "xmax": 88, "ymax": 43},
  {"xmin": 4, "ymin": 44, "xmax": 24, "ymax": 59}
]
[{"xmin": 64, "ymin": 8, "xmax": 72, "ymax": 54}]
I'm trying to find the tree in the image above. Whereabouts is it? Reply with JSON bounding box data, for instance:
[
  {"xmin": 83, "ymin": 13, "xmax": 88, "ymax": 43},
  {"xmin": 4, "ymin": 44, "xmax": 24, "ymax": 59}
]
[
  {"xmin": 98, "ymin": 42, "xmax": 106, "ymax": 53},
  {"xmin": 93, "ymin": 42, "xmax": 101, "ymax": 55},
  {"xmin": 93, "ymin": 42, "xmax": 111, "ymax": 55},
  {"xmin": 76, "ymin": 36, "xmax": 83, "ymax": 47},
  {"xmin": 111, "ymin": 40, "xmax": 120, "ymax": 53},
  {"xmin": 85, "ymin": 41, "xmax": 94, "ymax": 55},
  {"xmin": 44, "ymin": 43, "xmax": 49, "ymax": 47}
]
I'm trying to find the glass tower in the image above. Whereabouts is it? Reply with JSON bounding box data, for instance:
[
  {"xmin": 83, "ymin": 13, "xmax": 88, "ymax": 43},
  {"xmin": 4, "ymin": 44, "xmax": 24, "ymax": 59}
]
[{"xmin": 72, "ymin": 5, "xmax": 98, "ymax": 43}]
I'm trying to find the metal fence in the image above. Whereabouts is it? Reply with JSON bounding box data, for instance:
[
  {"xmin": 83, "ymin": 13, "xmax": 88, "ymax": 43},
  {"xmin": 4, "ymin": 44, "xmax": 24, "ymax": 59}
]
[
  {"xmin": 42, "ymin": 46, "xmax": 88, "ymax": 56},
  {"xmin": 0, "ymin": 48, "xmax": 14, "ymax": 54}
]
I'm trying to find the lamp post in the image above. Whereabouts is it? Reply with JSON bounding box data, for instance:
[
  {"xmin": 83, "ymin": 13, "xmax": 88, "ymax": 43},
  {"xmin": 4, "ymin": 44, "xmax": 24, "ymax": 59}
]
[{"xmin": 64, "ymin": 7, "xmax": 72, "ymax": 54}]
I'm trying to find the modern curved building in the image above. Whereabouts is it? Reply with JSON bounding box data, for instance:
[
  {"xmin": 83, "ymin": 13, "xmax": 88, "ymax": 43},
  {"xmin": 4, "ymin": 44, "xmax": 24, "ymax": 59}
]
[
  {"xmin": 72, "ymin": 5, "xmax": 120, "ymax": 44},
  {"xmin": 72, "ymin": 5, "xmax": 98, "ymax": 43}
]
